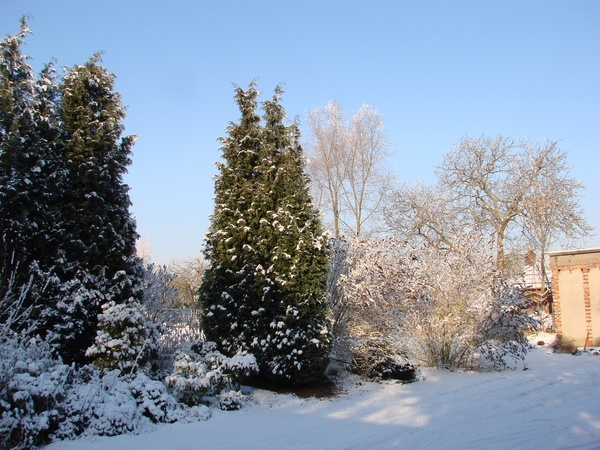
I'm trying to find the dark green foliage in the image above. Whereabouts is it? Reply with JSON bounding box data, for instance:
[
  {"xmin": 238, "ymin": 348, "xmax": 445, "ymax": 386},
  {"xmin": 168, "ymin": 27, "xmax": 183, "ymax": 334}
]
[
  {"xmin": 0, "ymin": 20, "xmax": 65, "ymax": 330},
  {"xmin": 43, "ymin": 54, "xmax": 142, "ymax": 364},
  {"xmin": 59, "ymin": 54, "xmax": 140, "ymax": 294},
  {"xmin": 0, "ymin": 20, "xmax": 141, "ymax": 365},
  {"xmin": 200, "ymin": 83, "xmax": 330, "ymax": 385}
]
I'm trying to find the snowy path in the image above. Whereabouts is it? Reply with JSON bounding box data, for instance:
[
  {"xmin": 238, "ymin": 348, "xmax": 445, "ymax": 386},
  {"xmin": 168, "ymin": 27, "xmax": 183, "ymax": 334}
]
[{"xmin": 47, "ymin": 346, "xmax": 600, "ymax": 450}]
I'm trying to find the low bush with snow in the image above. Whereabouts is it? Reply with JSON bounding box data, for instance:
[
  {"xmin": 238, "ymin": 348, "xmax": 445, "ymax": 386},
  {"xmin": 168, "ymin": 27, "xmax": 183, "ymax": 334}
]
[
  {"xmin": 55, "ymin": 370, "xmax": 210, "ymax": 439},
  {"xmin": 350, "ymin": 339, "xmax": 417, "ymax": 382},
  {"xmin": 0, "ymin": 329, "xmax": 211, "ymax": 449},
  {"xmin": 0, "ymin": 330, "xmax": 70, "ymax": 449},
  {"xmin": 216, "ymin": 389, "xmax": 246, "ymax": 411},
  {"xmin": 85, "ymin": 300, "xmax": 160, "ymax": 376},
  {"xmin": 166, "ymin": 340, "xmax": 257, "ymax": 407}
]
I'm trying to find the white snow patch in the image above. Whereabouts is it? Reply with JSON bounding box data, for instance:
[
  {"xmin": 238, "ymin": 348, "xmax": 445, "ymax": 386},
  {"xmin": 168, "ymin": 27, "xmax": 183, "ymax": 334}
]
[{"xmin": 46, "ymin": 337, "xmax": 600, "ymax": 449}]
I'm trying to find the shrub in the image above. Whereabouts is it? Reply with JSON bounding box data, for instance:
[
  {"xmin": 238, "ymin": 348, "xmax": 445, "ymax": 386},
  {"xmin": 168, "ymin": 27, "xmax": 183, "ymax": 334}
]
[
  {"xmin": 55, "ymin": 370, "xmax": 210, "ymax": 439},
  {"xmin": 339, "ymin": 237, "xmax": 538, "ymax": 371},
  {"xmin": 165, "ymin": 340, "xmax": 257, "ymax": 406},
  {"xmin": 0, "ymin": 327, "xmax": 211, "ymax": 448},
  {"xmin": 350, "ymin": 340, "xmax": 417, "ymax": 382},
  {"xmin": 216, "ymin": 390, "xmax": 246, "ymax": 411},
  {"xmin": 0, "ymin": 330, "xmax": 70, "ymax": 449},
  {"xmin": 140, "ymin": 263, "xmax": 203, "ymax": 378},
  {"xmin": 85, "ymin": 300, "xmax": 160, "ymax": 376}
]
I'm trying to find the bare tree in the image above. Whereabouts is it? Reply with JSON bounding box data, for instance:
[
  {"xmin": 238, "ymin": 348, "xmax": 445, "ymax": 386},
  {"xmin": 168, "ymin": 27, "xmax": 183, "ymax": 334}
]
[
  {"xmin": 306, "ymin": 102, "xmax": 393, "ymax": 237},
  {"xmin": 169, "ymin": 257, "xmax": 207, "ymax": 308},
  {"xmin": 306, "ymin": 101, "xmax": 347, "ymax": 238},
  {"xmin": 385, "ymin": 135, "xmax": 592, "ymax": 274},
  {"xmin": 135, "ymin": 235, "xmax": 153, "ymax": 265},
  {"xmin": 436, "ymin": 135, "xmax": 530, "ymax": 271},
  {"xmin": 520, "ymin": 140, "xmax": 594, "ymax": 284},
  {"xmin": 384, "ymin": 182, "xmax": 464, "ymax": 251},
  {"xmin": 343, "ymin": 105, "xmax": 395, "ymax": 236}
]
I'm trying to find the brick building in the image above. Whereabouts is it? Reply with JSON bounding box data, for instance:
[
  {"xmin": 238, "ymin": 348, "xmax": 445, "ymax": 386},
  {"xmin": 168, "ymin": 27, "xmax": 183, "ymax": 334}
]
[{"xmin": 549, "ymin": 248, "xmax": 600, "ymax": 348}]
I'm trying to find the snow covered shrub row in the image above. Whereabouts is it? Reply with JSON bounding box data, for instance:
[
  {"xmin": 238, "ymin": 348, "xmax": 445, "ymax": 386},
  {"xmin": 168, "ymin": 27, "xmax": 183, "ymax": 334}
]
[
  {"xmin": 338, "ymin": 237, "xmax": 538, "ymax": 371},
  {"xmin": 0, "ymin": 328, "xmax": 210, "ymax": 449},
  {"xmin": 55, "ymin": 369, "xmax": 209, "ymax": 439},
  {"xmin": 166, "ymin": 340, "xmax": 257, "ymax": 409}
]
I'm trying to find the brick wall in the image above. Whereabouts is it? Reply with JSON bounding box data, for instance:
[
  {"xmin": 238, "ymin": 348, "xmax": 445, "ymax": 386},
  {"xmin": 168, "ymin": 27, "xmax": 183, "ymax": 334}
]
[{"xmin": 549, "ymin": 249, "xmax": 600, "ymax": 348}]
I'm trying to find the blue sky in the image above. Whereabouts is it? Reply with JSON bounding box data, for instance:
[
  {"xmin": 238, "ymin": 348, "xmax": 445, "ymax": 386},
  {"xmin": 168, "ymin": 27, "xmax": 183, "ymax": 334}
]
[{"xmin": 2, "ymin": 1, "xmax": 599, "ymax": 264}]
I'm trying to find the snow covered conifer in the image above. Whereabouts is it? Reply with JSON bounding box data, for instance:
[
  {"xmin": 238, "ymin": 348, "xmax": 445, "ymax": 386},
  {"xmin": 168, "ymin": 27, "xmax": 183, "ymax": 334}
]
[
  {"xmin": 0, "ymin": 21, "xmax": 141, "ymax": 366},
  {"xmin": 50, "ymin": 54, "xmax": 142, "ymax": 364},
  {"xmin": 86, "ymin": 300, "xmax": 159, "ymax": 376},
  {"xmin": 200, "ymin": 83, "xmax": 330, "ymax": 385},
  {"xmin": 0, "ymin": 20, "xmax": 37, "ymax": 302},
  {"xmin": 0, "ymin": 20, "xmax": 65, "ymax": 329}
]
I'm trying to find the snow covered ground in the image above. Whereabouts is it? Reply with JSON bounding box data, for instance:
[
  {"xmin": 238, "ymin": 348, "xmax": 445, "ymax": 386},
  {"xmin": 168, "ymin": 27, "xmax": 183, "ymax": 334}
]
[{"xmin": 47, "ymin": 335, "xmax": 600, "ymax": 450}]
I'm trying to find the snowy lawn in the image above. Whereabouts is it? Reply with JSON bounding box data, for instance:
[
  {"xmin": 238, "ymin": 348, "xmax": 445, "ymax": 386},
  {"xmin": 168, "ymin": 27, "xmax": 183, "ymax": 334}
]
[{"xmin": 47, "ymin": 337, "xmax": 600, "ymax": 450}]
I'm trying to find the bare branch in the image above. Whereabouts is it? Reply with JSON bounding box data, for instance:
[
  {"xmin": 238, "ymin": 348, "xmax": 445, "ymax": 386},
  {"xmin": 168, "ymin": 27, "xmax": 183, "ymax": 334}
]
[{"xmin": 306, "ymin": 102, "xmax": 394, "ymax": 238}]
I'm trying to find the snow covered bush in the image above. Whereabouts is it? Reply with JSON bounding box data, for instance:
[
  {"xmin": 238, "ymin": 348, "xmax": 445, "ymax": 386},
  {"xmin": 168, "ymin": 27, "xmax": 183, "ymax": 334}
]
[
  {"xmin": 166, "ymin": 344, "xmax": 221, "ymax": 406},
  {"xmin": 324, "ymin": 238, "xmax": 354, "ymax": 371},
  {"xmin": 350, "ymin": 339, "xmax": 417, "ymax": 382},
  {"xmin": 140, "ymin": 264, "xmax": 179, "ymax": 325},
  {"xmin": 221, "ymin": 351, "xmax": 260, "ymax": 391},
  {"xmin": 55, "ymin": 369, "xmax": 210, "ymax": 439},
  {"xmin": 397, "ymin": 241, "xmax": 537, "ymax": 369},
  {"xmin": 0, "ymin": 330, "xmax": 71, "ymax": 449},
  {"xmin": 473, "ymin": 281, "xmax": 540, "ymax": 367},
  {"xmin": 336, "ymin": 238, "xmax": 408, "ymax": 352},
  {"xmin": 86, "ymin": 300, "xmax": 160, "ymax": 376},
  {"xmin": 140, "ymin": 263, "xmax": 203, "ymax": 377},
  {"xmin": 216, "ymin": 390, "xmax": 246, "ymax": 411},
  {"xmin": 166, "ymin": 340, "xmax": 257, "ymax": 406},
  {"xmin": 339, "ymin": 236, "xmax": 538, "ymax": 371},
  {"xmin": 0, "ymin": 327, "xmax": 209, "ymax": 447}
]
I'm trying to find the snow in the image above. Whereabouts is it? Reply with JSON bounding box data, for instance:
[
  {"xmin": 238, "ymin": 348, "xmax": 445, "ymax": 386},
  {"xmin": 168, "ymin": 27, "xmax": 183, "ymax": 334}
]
[{"xmin": 46, "ymin": 334, "xmax": 600, "ymax": 450}]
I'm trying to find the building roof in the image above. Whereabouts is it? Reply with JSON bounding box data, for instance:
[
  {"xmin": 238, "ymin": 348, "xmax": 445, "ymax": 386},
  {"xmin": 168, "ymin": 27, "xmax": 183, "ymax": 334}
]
[
  {"xmin": 547, "ymin": 247, "xmax": 600, "ymax": 257},
  {"xmin": 548, "ymin": 247, "xmax": 600, "ymax": 267}
]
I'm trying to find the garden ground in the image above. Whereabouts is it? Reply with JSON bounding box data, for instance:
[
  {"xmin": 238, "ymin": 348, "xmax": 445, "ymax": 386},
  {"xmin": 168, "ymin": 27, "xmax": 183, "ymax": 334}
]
[{"xmin": 47, "ymin": 334, "xmax": 600, "ymax": 450}]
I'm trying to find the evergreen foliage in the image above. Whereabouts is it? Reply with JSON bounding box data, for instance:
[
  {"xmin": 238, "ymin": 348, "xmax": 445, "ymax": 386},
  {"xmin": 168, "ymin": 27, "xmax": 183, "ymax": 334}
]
[
  {"xmin": 0, "ymin": 20, "xmax": 64, "ymax": 328},
  {"xmin": 0, "ymin": 20, "xmax": 141, "ymax": 365},
  {"xmin": 200, "ymin": 83, "xmax": 330, "ymax": 385},
  {"xmin": 59, "ymin": 53, "xmax": 140, "ymax": 298},
  {"xmin": 47, "ymin": 54, "xmax": 142, "ymax": 363},
  {"xmin": 165, "ymin": 340, "xmax": 257, "ymax": 407},
  {"xmin": 86, "ymin": 300, "xmax": 159, "ymax": 376}
]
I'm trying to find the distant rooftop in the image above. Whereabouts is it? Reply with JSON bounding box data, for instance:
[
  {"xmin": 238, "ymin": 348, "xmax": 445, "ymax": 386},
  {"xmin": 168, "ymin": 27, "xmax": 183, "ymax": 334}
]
[{"xmin": 548, "ymin": 247, "xmax": 600, "ymax": 257}]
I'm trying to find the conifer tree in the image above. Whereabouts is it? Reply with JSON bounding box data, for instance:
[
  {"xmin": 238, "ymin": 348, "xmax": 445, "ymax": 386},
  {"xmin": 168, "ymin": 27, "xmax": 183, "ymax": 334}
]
[
  {"xmin": 201, "ymin": 83, "xmax": 330, "ymax": 385},
  {"xmin": 0, "ymin": 20, "xmax": 64, "ymax": 327},
  {"xmin": 0, "ymin": 19, "xmax": 38, "ymax": 299},
  {"xmin": 48, "ymin": 54, "xmax": 141, "ymax": 363},
  {"xmin": 0, "ymin": 21, "xmax": 141, "ymax": 365}
]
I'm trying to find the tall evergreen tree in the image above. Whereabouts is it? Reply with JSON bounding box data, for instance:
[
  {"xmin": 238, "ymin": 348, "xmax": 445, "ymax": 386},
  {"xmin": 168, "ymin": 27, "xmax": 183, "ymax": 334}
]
[
  {"xmin": 46, "ymin": 54, "xmax": 141, "ymax": 364},
  {"xmin": 0, "ymin": 20, "xmax": 64, "ymax": 328},
  {"xmin": 0, "ymin": 21, "xmax": 141, "ymax": 365},
  {"xmin": 201, "ymin": 83, "xmax": 330, "ymax": 385},
  {"xmin": 0, "ymin": 19, "xmax": 37, "ymax": 299}
]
